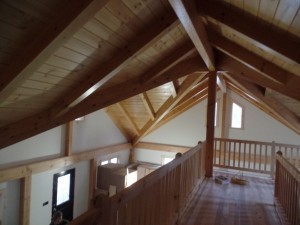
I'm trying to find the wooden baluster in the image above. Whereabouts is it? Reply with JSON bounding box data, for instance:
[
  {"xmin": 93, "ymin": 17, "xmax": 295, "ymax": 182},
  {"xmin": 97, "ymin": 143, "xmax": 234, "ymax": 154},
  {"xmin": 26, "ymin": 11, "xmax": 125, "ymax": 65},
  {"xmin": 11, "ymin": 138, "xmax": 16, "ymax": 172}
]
[
  {"xmin": 233, "ymin": 141, "xmax": 236, "ymax": 167},
  {"xmin": 238, "ymin": 142, "xmax": 241, "ymax": 168},
  {"xmin": 243, "ymin": 142, "xmax": 246, "ymax": 169},
  {"xmin": 275, "ymin": 151, "xmax": 282, "ymax": 198},
  {"xmin": 254, "ymin": 143, "xmax": 257, "ymax": 170}
]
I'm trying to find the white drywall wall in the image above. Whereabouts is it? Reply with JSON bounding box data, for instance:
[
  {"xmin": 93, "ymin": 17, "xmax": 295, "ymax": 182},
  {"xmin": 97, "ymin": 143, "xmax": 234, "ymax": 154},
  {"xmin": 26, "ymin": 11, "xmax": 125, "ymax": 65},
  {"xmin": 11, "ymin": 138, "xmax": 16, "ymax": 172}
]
[
  {"xmin": 142, "ymin": 100, "xmax": 208, "ymax": 147},
  {"xmin": 0, "ymin": 126, "xmax": 64, "ymax": 166},
  {"xmin": 228, "ymin": 91, "xmax": 300, "ymax": 145},
  {"xmin": 6, "ymin": 180, "xmax": 20, "ymax": 225},
  {"xmin": 141, "ymin": 91, "xmax": 223, "ymax": 147},
  {"xmin": 134, "ymin": 149, "xmax": 176, "ymax": 165},
  {"xmin": 138, "ymin": 90, "xmax": 300, "ymax": 165},
  {"xmin": 72, "ymin": 110, "xmax": 127, "ymax": 152},
  {"xmin": 30, "ymin": 161, "xmax": 90, "ymax": 225}
]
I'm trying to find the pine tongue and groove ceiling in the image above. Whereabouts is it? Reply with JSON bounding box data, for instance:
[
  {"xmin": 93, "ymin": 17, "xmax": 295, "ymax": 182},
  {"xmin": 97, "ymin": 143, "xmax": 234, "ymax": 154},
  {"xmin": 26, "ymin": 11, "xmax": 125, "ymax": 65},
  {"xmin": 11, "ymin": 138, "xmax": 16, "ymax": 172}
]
[{"xmin": 0, "ymin": 0, "xmax": 299, "ymax": 149}]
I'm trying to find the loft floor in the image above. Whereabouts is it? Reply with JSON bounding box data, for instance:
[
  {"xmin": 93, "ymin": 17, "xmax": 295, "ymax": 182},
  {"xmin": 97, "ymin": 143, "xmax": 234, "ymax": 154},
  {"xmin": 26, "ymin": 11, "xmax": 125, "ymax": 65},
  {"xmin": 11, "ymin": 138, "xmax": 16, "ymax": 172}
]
[{"xmin": 180, "ymin": 172, "xmax": 282, "ymax": 225}]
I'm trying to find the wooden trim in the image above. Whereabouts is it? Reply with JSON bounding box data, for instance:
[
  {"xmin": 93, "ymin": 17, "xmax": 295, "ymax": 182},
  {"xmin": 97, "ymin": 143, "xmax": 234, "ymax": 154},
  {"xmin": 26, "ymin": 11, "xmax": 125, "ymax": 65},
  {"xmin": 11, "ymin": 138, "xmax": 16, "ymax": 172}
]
[
  {"xmin": 218, "ymin": 53, "xmax": 300, "ymax": 102},
  {"xmin": 20, "ymin": 176, "xmax": 31, "ymax": 225},
  {"xmin": 116, "ymin": 103, "xmax": 140, "ymax": 135},
  {"xmin": 65, "ymin": 121, "xmax": 73, "ymax": 156},
  {"xmin": 55, "ymin": 10, "xmax": 180, "ymax": 114},
  {"xmin": 133, "ymin": 72, "xmax": 207, "ymax": 145},
  {"xmin": 0, "ymin": 0, "xmax": 110, "ymax": 103},
  {"xmin": 210, "ymin": 31, "xmax": 289, "ymax": 84},
  {"xmin": 0, "ymin": 44, "xmax": 201, "ymax": 150},
  {"xmin": 0, "ymin": 143, "xmax": 131, "ymax": 183},
  {"xmin": 135, "ymin": 142, "xmax": 190, "ymax": 153},
  {"xmin": 205, "ymin": 72, "xmax": 217, "ymax": 177},
  {"xmin": 129, "ymin": 146, "xmax": 135, "ymax": 163},
  {"xmin": 170, "ymin": 81, "xmax": 178, "ymax": 98},
  {"xmin": 199, "ymin": 0, "xmax": 300, "ymax": 64},
  {"xmin": 169, "ymin": 0, "xmax": 215, "ymax": 70},
  {"xmin": 140, "ymin": 42, "xmax": 196, "ymax": 83},
  {"xmin": 139, "ymin": 93, "xmax": 155, "ymax": 120}
]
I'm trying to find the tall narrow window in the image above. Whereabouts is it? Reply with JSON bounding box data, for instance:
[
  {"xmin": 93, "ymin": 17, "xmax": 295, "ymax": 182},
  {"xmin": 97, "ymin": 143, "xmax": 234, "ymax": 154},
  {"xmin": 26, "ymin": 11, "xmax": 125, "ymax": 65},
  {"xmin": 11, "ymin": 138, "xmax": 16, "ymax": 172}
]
[
  {"xmin": 231, "ymin": 102, "xmax": 244, "ymax": 129},
  {"xmin": 214, "ymin": 101, "xmax": 218, "ymax": 127}
]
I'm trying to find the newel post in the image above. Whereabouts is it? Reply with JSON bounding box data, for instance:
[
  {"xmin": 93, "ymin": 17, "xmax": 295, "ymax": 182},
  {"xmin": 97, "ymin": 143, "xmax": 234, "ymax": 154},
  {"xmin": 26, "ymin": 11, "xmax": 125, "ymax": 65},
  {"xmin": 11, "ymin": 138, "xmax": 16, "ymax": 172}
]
[{"xmin": 274, "ymin": 151, "xmax": 282, "ymax": 198}]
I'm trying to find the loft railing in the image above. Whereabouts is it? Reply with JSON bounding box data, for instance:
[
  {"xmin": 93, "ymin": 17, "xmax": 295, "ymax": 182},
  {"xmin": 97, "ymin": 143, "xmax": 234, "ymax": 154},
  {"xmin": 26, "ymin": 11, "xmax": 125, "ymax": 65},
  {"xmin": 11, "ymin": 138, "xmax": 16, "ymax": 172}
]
[
  {"xmin": 100, "ymin": 142, "xmax": 206, "ymax": 225},
  {"xmin": 213, "ymin": 138, "xmax": 300, "ymax": 176},
  {"xmin": 275, "ymin": 151, "xmax": 300, "ymax": 225},
  {"xmin": 68, "ymin": 143, "xmax": 205, "ymax": 225}
]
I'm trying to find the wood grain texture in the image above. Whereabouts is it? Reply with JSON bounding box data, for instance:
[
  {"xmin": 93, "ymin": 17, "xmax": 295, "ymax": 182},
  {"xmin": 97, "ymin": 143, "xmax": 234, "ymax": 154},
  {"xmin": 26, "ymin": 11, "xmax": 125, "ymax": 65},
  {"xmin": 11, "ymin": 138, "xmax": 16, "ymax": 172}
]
[{"xmin": 180, "ymin": 173, "xmax": 282, "ymax": 225}]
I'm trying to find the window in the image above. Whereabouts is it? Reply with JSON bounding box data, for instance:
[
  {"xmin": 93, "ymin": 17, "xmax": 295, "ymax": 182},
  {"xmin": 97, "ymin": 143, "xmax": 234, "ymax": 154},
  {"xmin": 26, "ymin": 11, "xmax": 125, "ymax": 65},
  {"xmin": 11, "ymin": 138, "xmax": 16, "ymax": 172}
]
[
  {"xmin": 231, "ymin": 101, "xmax": 244, "ymax": 129},
  {"xmin": 101, "ymin": 160, "xmax": 108, "ymax": 165},
  {"xmin": 56, "ymin": 174, "xmax": 71, "ymax": 205},
  {"xmin": 110, "ymin": 157, "xmax": 118, "ymax": 164},
  {"xmin": 214, "ymin": 101, "xmax": 218, "ymax": 127},
  {"xmin": 101, "ymin": 157, "xmax": 118, "ymax": 165}
]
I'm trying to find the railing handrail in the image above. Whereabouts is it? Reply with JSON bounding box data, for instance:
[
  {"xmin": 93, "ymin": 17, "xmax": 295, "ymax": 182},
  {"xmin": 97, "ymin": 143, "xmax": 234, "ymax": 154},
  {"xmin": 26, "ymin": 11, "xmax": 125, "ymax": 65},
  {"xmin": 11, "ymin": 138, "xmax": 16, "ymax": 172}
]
[
  {"xmin": 215, "ymin": 137, "xmax": 300, "ymax": 149},
  {"xmin": 275, "ymin": 152, "xmax": 300, "ymax": 225},
  {"xmin": 99, "ymin": 142, "xmax": 206, "ymax": 225},
  {"xmin": 213, "ymin": 138, "xmax": 300, "ymax": 177},
  {"xmin": 110, "ymin": 144, "xmax": 202, "ymax": 207},
  {"xmin": 276, "ymin": 153, "xmax": 300, "ymax": 182}
]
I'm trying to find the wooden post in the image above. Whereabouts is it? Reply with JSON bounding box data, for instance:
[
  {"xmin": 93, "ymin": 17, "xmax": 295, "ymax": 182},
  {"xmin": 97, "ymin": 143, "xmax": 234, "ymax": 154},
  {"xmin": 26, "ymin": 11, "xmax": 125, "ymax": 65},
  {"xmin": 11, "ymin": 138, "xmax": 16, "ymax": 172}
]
[
  {"xmin": 274, "ymin": 150, "xmax": 282, "ymax": 198},
  {"xmin": 89, "ymin": 158, "xmax": 97, "ymax": 209},
  {"xmin": 220, "ymin": 92, "xmax": 228, "ymax": 164},
  {"xmin": 20, "ymin": 176, "xmax": 31, "ymax": 225},
  {"xmin": 205, "ymin": 72, "xmax": 217, "ymax": 177},
  {"xmin": 129, "ymin": 146, "xmax": 135, "ymax": 163},
  {"xmin": 65, "ymin": 121, "xmax": 73, "ymax": 156}
]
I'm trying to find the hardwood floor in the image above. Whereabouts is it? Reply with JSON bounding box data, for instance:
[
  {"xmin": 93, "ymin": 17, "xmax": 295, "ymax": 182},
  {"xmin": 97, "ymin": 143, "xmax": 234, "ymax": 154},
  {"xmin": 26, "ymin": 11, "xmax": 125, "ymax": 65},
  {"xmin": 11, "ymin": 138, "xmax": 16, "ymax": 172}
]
[{"xmin": 180, "ymin": 172, "xmax": 282, "ymax": 225}]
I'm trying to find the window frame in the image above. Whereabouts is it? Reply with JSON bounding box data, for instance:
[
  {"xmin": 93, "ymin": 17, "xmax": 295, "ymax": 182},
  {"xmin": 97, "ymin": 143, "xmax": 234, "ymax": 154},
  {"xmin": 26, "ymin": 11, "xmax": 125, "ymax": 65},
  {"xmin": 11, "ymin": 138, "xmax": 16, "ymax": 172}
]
[
  {"xmin": 230, "ymin": 100, "xmax": 245, "ymax": 129},
  {"xmin": 100, "ymin": 156, "xmax": 119, "ymax": 165}
]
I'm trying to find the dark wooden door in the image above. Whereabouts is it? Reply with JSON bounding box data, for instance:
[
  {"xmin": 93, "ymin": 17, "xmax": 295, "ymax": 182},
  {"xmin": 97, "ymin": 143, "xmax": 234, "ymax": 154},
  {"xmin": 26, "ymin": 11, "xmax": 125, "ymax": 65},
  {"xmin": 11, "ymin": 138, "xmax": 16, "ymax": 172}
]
[{"xmin": 52, "ymin": 168, "xmax": 75, "ymax": 221}]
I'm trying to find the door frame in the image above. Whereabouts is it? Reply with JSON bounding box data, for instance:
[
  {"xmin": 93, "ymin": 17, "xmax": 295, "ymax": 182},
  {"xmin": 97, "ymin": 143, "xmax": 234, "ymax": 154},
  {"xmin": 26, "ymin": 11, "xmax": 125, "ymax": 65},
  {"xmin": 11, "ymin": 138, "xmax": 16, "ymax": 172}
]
[{"xmin": 52, "ymin": 168, "xmax": 75, "ymax": 221}]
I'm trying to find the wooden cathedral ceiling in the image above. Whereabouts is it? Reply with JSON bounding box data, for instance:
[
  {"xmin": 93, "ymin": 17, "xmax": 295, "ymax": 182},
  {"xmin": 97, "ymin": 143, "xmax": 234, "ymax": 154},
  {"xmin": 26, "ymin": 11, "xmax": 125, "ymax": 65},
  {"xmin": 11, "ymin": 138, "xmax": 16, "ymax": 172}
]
[{"xmin": 0, "ymin": 0, "xmax": 299, "ymax": 149}]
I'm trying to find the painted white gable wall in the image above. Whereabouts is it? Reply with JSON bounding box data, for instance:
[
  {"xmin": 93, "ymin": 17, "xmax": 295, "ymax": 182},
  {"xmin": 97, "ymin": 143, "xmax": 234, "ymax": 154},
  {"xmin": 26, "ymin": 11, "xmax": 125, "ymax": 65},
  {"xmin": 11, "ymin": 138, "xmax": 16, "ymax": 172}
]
[
  {"xmin": 0, "ymin": 109, "xmax": 129, "ymax": 225},
  {"xmin": 136, "ymin": 90, "xmax": 300, "ymax": 164},
  {"xmin": 0, "ymin": 126, "xmax": 64, "ymax": 166},
  {"xmin": 228, "ymin": 91, "xmax": 300, "ymax": 145},
  {"xmin": 72, "ymin": 110, "xmax": 127, "ymax": 152}
]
